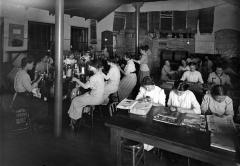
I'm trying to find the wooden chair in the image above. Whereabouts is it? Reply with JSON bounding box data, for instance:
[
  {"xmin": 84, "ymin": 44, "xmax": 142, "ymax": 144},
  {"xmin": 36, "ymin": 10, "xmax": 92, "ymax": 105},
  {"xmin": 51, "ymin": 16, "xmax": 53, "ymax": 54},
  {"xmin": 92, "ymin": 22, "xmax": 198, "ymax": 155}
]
[
  {"xmin": 108, "ymin": 102, "xmax": 119, "ymax": 117},
  {"xmin": 108, "ymin": 102, "xmax": 145, "ymax": 166},
  {"xmin": 121, "ymin": 139, "xmax": 145, "ymax": 166}
]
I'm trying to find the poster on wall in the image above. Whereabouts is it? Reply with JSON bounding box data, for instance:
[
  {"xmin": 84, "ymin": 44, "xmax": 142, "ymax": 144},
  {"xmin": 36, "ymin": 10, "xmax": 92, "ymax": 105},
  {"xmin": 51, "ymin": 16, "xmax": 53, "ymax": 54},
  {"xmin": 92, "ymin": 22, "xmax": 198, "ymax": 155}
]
[{"xmin": 8, "ymin": 23, "xmax": 24, "ymax": 47}]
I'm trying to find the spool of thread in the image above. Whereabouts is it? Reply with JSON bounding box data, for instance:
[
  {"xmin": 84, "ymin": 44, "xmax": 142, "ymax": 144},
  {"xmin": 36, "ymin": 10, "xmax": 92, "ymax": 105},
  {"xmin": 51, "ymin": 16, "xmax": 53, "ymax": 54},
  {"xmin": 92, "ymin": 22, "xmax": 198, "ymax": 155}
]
[{"xmin": 81, "ymin": 67, "xmax": 85, "ymax": 74}]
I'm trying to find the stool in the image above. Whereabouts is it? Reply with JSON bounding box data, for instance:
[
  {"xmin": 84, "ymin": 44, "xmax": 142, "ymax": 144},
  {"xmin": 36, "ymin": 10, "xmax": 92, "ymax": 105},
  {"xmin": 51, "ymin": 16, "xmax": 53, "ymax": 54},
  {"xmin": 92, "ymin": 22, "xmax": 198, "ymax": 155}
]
[
  {"xmin": 121, "ymin": 139, "xmax": 145, "ymax": 166},
  {"xmin": 75, "ymin": 105, "xmax": 95, "ymax": 133},
  {"xmin": 109, "ymin": 91, "xmax": 120, "ymax": 103}
]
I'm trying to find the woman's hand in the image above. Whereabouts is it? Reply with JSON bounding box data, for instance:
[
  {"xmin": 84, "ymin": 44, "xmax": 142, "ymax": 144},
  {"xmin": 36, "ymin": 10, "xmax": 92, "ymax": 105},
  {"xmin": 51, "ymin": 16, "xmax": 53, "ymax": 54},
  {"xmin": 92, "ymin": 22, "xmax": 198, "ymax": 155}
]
[
  {"xmin": 176, "ymin": 107, "xmax": 186, "ymax": 113},
  {"xmin": 170, "ymin": 106, "xmax": 177, "ymax": 112}
]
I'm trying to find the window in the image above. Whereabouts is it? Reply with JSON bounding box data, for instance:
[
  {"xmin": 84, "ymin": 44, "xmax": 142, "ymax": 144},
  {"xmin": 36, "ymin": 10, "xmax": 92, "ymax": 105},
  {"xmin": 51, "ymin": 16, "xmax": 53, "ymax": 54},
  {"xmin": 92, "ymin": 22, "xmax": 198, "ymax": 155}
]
[
  {"xmin": 71, "ymin": 26, "xmax": 88, "ymax": 51},
  {"xmin": 160, "ymin": 11, "xmax": 173, "ymax": 32},
  {"xmin": 90, "ymin": 19, "xmax": 97, "ymax": 44},
  {"xmin": 28, "ymin": 21, "xmax": 54, "ymax": 56}
]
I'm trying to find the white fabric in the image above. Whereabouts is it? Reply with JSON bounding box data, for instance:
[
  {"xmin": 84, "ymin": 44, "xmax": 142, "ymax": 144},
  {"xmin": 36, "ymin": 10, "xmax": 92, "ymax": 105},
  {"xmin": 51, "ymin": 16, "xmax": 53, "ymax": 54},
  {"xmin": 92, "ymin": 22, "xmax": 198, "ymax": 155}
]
[
  {"xmin": 68, "ymin": 72, "xmax": 105, "ymax": 120},
  {"xmin": 103, "ymin": 64, "xmax": 121, "ymax": 100},
  {"xmin": 14, "ymin": 70, "xmax": 33, "ymax": 93},
  {"xmin": 124, "ymin": 59, "xmax": 136, "ymax": 75},
  {"xmin": 136, "ymin": 86, "xmax": 166, "ymax": 106},
  {"xmin": 201, "ymin": 94, "xmax": 234, "ymax": 116},
  {"xmin": 167, "ymin": 90, "xmax": 201, "ymax": 114},
  {"xmin": 181, "ymin": 71, "xmax": 204, "ymax": 83}
]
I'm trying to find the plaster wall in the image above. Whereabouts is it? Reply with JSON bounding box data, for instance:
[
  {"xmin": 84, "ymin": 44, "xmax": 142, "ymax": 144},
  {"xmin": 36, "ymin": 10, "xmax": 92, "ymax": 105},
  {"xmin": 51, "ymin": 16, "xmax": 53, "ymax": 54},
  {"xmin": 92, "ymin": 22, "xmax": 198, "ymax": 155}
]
[
  {"xmin": 2, "ymin": 2, "xmax": 90, "ymax": 62},
  {"xmin": 98, "ymin": 0, "xmax": 240, "ymax": 54}
]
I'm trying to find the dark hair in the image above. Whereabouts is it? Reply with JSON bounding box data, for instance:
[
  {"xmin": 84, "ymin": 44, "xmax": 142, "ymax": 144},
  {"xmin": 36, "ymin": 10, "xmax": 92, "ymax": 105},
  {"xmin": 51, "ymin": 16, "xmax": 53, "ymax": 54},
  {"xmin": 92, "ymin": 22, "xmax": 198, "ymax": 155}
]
[
  {"xmin": 188, "ymin": 62, "xmax": 196, "ymax": 67},
  {"xmin": 141, "ymin": 76, "xmax": 154, "ymax": 86},
  {"xmin": 107, "ymin": 58, "xmax": 117, "ymax": 64},
  {"xmin": 21, "ymin": 57, "xmax": 34, "ymax": 68},
  {"xmin": 210, "ymin": 85, "xmax": 227, "ymax": 96},
  {"xmin": 124, "ymin": 52, "xmax": 131, "ymax": 59},
  {"xmin": 139, "ymin": 45, "xmax": 148, "ymax": 51},
  {"xmin": 173, "ymin": 80, "xmax": 189, "ymax": 91},
  {"xmin": 88, "ymin": 59, "xmax": 103, "ymax": 69}
]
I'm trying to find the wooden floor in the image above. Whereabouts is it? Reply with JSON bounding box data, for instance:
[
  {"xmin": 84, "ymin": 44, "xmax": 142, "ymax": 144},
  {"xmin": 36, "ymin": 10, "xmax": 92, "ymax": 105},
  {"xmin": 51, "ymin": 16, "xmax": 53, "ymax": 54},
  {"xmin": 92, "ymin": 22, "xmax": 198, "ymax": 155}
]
[{"xmin": 0, "ymin": 109, "xmax": 211, "ymax": 166}]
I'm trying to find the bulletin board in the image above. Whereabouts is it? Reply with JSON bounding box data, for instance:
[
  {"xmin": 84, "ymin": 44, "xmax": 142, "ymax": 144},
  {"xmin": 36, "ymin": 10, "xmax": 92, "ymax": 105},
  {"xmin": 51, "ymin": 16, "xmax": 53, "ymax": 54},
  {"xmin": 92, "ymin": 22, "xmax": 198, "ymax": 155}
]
[{"xmin": 8, "ymin": 23, "xmax": 24, "ymax": 47}]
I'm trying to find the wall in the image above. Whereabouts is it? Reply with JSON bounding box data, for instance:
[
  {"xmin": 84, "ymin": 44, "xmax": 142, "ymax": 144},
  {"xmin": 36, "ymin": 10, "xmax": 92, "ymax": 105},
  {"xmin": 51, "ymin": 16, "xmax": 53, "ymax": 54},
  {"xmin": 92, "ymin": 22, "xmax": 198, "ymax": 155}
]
[
  {"xmin": 96, "ymin": 12, "xmax": 114, "ymax": 51},
  {"xmin": 98, "ymin": 0, "xmax": 240, "ymax": 55},
  {"xmin": 2, "ymin": 2, "xmax": 90, "ymax": 62}
]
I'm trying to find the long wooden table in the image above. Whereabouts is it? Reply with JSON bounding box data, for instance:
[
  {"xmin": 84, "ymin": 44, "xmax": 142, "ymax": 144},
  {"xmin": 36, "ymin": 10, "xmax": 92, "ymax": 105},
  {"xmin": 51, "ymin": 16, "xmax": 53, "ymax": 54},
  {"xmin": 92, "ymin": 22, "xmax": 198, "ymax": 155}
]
[{"xmin": 105, "ymin": 106, "xmax": 239, "ymax": 166}]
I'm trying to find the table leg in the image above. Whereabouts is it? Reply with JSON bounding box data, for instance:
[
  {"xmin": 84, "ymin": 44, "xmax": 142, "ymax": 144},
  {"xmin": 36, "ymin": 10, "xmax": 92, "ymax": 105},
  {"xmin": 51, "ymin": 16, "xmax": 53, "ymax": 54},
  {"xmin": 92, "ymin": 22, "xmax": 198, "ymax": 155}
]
[{"xmin": 110, "ymin": 128, "xmax": 122, "ymax": 166}]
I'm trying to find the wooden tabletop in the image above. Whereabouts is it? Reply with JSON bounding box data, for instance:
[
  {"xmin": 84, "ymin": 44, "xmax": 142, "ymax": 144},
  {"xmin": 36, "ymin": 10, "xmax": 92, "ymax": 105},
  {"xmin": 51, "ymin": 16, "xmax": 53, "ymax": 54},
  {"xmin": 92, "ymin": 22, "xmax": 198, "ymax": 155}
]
[{"xmin": 105, "ymin": 106, "xmax": 239, "ymax": 166}]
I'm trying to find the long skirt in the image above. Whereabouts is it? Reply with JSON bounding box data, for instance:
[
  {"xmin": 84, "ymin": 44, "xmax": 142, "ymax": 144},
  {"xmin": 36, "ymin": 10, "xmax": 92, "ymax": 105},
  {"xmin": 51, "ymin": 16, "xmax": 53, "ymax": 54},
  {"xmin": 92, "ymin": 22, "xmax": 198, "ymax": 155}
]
[
  {"xmin": 138, "ymin": 70, "xmax": 150, "ymax": 85},
  {"xmin": 12, "ymin": 93, "xmax": 49, "ymax": 123},
  {"xmin": 68, "ymin": 92, "xmax": 104, "ymax": 120},
  {"xmin": 118, "ymin": 73, "xmax": 137, "ymax": 101}
]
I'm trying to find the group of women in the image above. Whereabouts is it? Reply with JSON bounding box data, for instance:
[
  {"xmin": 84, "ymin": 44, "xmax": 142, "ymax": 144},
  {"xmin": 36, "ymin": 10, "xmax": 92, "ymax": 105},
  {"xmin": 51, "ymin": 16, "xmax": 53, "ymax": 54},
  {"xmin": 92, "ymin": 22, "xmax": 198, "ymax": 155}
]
[
  {"xmin": 161, "ymin": 57, "xmax": 232, "ymax": 88},
  {"xmin": 68, "ymin": 45, "xmax": 152, "ymax": 128},
  {"xmin": 136, "ymin": 76, "xmax": 234, "ymax": 118},
  {"xmin": 12, "ymin": 49, "xmax": 236, "ymax": 129}
]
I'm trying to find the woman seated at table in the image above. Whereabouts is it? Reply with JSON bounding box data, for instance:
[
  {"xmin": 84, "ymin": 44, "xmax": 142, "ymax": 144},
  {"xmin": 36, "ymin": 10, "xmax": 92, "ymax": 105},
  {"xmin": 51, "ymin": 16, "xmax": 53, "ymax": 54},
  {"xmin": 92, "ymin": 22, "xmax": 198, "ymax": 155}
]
[
  {"xmin": 135, "ymin": 76, "xmax": 166, "ymax": 106},
  {"xmin": 161, "ymin": 60, "xmax": 176, "ymax": 81},
  {"xmin": 117, "ymin": 53, "xmax": 137, "ymax": 101},
  {"xmin": 181, "ymin": 62, "xmax": 204, "ymax": 84},
  {"xmin": 13, "ymin": 57, "xmax": 48, "ymax": 124},
  {"xmin": 167, "ymin": 80, "xmax": 201, "ymax": 114},
  {"xmin": 68, "ymin": 60, "xmax": 105, "ymax": 129},
  {"xmin": 201, "ymin": 85, "xmax": 234, "ymax": 118},
  {"xmin": 102, "ymin": 58, "xmax": 121, "ymax": 103},
  {"xmin": 207, "ymin": 63, "xmax": 232, "ymax": 87}
]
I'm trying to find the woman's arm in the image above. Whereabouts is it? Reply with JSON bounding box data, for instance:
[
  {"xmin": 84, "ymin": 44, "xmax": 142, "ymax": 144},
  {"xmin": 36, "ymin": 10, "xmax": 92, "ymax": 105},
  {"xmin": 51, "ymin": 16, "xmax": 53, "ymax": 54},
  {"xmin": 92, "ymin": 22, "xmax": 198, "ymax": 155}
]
[
  {"xmin": 132, "ymin": 59, "xmax": 140, "ymax": 64},
  {"xmin": 135, "ymin": 87, "xmax": 145, "ymax": 100},
  {"xmin": 178, "ymin": 93, "xmax": 201, "ymax": 114},
  {"xmin": 201, "ymin": 95, "xmax": 210, "ymax": 115},
  {"xmin": 72, "ymin": 77, "xmax": 90, "ymax": 89}
]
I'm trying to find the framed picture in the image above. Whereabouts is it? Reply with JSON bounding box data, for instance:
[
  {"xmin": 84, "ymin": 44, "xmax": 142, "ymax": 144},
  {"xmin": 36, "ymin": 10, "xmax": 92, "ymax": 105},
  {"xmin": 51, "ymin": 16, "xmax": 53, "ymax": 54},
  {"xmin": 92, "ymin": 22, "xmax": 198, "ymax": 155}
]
[{"xmin": 8, "ymin": 23, "xmax": 24, "ymax": 47}]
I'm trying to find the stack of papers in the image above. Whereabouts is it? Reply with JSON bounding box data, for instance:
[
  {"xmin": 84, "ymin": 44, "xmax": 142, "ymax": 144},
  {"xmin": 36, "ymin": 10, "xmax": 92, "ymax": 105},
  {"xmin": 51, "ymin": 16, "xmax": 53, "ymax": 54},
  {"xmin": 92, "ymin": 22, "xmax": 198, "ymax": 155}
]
[
  {"xmin": 207, "ymin": 115, "xmax": 236, "ymax": 152},
  {"xmin": 116, "ymin": 99, "xmax": 137, "ymax": 110},
  {"xmin": 116, "ymin": 99, "xmax": 152, "ymax": 116},
  {"xmin": 130, "ymin": 101, "xmax": 152, "ymax": 116},
  {"xmin": 153, "ymin": 107, "xmax": 181, "ymax": 125}
]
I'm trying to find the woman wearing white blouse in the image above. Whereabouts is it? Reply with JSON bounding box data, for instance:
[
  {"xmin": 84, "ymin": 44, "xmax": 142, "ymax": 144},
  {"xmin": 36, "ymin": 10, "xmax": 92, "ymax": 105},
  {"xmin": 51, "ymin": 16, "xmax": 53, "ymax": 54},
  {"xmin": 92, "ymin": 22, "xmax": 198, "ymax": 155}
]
[
  {"xmin": 181, "ymin": 62, "xmax": 203, "ymax": 84},
  {"xmin": 167, "ymin": 80, "xmax": 201, "ymax": 114},
  {"xmin": 201, "ymin": 85, "xmax": 234, "ymax": 117},
  {"xmin": 118, "ymin": 53, "xmax": 137, "ymax": 101},
  {"xmin": 102, "ymin": 59, "xmax": 121, "ymax": 103},
  {"xmin": 136, "ymin": 76, "xmax": 166, "ymax": 106}
]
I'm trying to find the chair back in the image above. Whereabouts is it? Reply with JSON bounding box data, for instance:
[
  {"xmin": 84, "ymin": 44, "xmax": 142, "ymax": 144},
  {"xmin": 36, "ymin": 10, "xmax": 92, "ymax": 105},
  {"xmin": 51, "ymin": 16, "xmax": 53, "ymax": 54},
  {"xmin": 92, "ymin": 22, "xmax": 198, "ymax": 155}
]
[{"xmin": 108, "ymin": 102, "xmax": 119, "ymax": 117}]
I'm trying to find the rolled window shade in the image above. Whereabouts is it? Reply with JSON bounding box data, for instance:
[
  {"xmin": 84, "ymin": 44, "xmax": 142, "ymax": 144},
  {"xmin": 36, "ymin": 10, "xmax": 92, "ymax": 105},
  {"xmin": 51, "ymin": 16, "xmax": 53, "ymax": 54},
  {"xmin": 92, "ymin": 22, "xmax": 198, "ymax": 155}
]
[
  {"xmin": 126, "ymin": 12, "xmax": 136, "ymax": 30},
  {"xmin": 140, "ymin": 13, "xmax": 148, "ymax": 31},
  {"xmin": 113, "ymin": 12, "xmax": 126, "ymax": 32},
  {"xmin": 173, "ymin": 11, "xmax": 186, "ymax": 33},
  {"xmin": 149, "ymin": 12, "xmax": 160, "ymax": 33},
  {"xmin": 186, "ymin": 10, "xmax": 199, "ymax": 33},
  {"xmin": 199, "ymin": 7, "xmax": 214, "ymax": 34}
]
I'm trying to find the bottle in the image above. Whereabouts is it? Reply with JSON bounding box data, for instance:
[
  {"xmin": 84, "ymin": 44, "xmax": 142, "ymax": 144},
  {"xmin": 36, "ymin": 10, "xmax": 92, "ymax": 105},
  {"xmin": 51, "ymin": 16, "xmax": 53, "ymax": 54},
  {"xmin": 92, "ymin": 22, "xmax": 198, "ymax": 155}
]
[{"xmin": 66, "ymin": 64, "xmax": 72, "ymax": 78}]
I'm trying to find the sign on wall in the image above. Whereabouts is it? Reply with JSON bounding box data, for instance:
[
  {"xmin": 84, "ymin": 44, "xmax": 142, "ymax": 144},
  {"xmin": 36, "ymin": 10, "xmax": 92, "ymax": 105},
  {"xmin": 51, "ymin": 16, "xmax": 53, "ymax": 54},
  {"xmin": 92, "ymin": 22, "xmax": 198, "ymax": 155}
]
[{"xmin": 8, "ymin": 23, "xmax": 24, "ymax": 47}]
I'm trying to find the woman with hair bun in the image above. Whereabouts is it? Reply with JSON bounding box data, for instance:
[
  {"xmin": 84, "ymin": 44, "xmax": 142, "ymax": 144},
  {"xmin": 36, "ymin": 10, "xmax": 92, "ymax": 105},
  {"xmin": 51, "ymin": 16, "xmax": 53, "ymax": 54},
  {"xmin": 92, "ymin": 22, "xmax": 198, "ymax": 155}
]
[
  {"xmin": 135, "ymin": 76, "xmax": 166, "ymax": 106},
  {"xmin": 167, "ymin": 80, "xmax": 201, "ymax": 114},
  {"xmin": 201, "ymin": 85, "xmax": 234, "ymax": 117},
  {"xmin": 68, "ymin": 60, "xmax": 105, "ymax": 128}
]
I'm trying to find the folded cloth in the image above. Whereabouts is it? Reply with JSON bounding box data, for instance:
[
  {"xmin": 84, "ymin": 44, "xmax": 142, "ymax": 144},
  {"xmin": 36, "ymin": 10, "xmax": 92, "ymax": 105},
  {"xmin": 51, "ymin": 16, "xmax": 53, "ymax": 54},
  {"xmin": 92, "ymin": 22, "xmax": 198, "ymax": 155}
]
[{"xmin": 144, "ymin": 144, "xmax": 154, "ymax": 151}]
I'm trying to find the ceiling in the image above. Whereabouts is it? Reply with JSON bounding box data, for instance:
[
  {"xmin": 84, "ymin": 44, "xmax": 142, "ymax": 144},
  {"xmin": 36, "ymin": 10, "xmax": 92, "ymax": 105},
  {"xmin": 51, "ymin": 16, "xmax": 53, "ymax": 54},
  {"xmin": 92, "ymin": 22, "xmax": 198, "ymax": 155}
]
[{"xmin": 6, "ymin": 0, "xmax": 167, "ymax": 20}]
